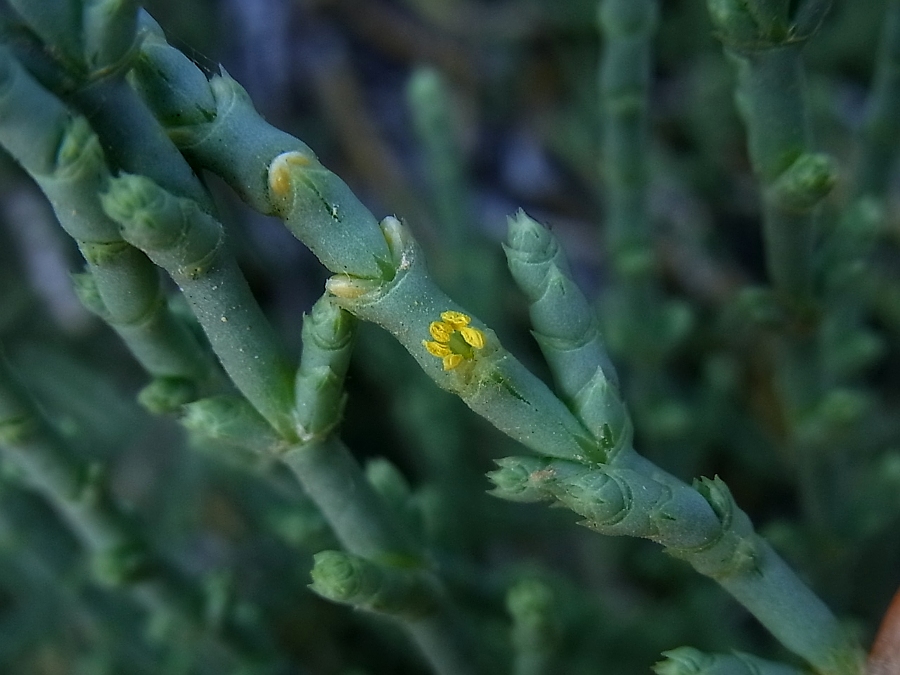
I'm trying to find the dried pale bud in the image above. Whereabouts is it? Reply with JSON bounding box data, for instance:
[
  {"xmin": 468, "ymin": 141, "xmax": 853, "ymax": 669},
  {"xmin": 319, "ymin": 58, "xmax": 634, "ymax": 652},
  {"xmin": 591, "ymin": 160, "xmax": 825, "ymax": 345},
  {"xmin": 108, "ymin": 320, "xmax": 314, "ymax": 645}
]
[
  {"xmin": 325, "ymin": 275, "xmax": 380, "ymax": 300},
  {"xmin": 267, "ymin": 151, "xmax": 316, "ymax": 198}
]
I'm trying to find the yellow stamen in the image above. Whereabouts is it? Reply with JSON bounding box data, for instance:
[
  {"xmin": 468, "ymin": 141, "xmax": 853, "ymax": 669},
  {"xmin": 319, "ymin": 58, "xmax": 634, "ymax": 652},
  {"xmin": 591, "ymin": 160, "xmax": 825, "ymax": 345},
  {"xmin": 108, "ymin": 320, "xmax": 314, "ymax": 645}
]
[
  {"xmin": 429, "ymin": 321, "xmax": 453, "ymax": 343},
  {"xmin": 423, "ymin": 340, "xmax": 452, "ymax": 358},
  {"xmin": 459, "ymin": 326, "xmax": 485, "ymax": 349},
  {"xmin": 424, "ymin": 311, "xmax": 486, "ymax": 370},
  {"xmin": 440, "ymin": 311, "xmax": 470, "ymax": 329},
  {"xmin": 442, "ymin": 354, "xmax": 463, "ymax": 370}
]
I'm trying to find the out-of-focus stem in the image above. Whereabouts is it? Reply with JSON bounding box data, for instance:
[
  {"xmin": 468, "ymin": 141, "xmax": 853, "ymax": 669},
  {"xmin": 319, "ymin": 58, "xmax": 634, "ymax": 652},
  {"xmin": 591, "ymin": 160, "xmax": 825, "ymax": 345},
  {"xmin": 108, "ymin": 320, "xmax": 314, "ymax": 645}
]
[{"xmin": 856, "ymin": 0, "xmax": 900, "ymax": 200}]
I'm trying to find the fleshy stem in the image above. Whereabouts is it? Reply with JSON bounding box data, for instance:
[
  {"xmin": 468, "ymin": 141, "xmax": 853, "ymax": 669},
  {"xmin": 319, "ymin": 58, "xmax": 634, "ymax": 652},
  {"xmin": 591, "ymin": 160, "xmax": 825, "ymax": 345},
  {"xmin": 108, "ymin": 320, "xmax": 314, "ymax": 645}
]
[
  {"xmin": 503, "ymin": 210, "xmax": 696, "ymax": 494},
  {"xmin": 823, "ymin": 0, "xmax": 900, "ymax": 388},
  {"xmin": 856, "ymin": 0, "xmax": 900, "ymax": 200},
  {"xmin": 284, "ymin": 297, "xmax": 417, "ymax": 561},
  {"xmin": 0, "ymin": 351, "xmax": 277, "ymax": 667},
  {"xmin": 5, "ymin": 10, "xmax": 483, "ymax": 669},
  {"xmin": 504, "ymin": 210, "xmax": 624, "ymax": 444},
  {"xmin": 708, "ymin": 0, "xmax": 836, "ymax": 312},
  {"xmin": 101, "ymin": 173, "xmax": 296, "ymax": 436},
  {"xmin": 706, "ymin": 0, "xmax": 838, "ymax": 533},
  {"xmin": 813, "ymin": 0, "xmax": 900, "ymax": 543},
  {"xmin": 284, "ymin": 297, "xmax": 483, "ymax": 675},
  {"xmin": 122, "ymin": 11, "xmax": 867, "ymax": 673},
  {"xmin": 403, "ymin": 67, "xmax": 509, "ymax": 544},
  {"xmin": 129, "ymin": 14, "xmax": 394, "ymax": 281},
  {"xmin": 182, "ymin": 294, "xmax": 483, "ymax": 675},
  {"xmin": 488, "ymin": 455, "xmax": 864, "ymax": 675},
  {"xmin": 3, "ymin": 0, "xmax": 211, "ymax": 209},
  {"xmin": 127, "ymin": 19, "xmax": 601, "ymax": 464},
  {"xmin": 406, "ymin": 67, "xmax": 469, "ymax": 256},
  {"xmin": 598, "ymin": 0, "xmax": 659, "ymax": 331},
  {"xmin": 0, "ymin": 47, "xmax": 214, "ymax": 410},
  {"xmin": 497, "ymin": 213, "xmax": 863, "ymax": 674},
  {"xmin": 653, "ymin": 646, "xmax": 805, "ymax": 675},
  {"xmin": 506, "ymin": 578, "xmax": 561, "ymax": 675},
  {"xmin": 2, "ymin": 28, "xmax": 295, "ymax": 432},
  {"xmin": 598, "ymin": 0, "xmax": 696, "ymax": 455}
]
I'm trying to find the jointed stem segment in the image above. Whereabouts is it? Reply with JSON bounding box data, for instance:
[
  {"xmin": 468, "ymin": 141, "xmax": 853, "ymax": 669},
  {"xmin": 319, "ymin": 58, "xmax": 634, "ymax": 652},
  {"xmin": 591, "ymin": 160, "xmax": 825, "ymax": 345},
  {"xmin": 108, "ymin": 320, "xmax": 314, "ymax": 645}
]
[{"xmin": 0, "ymin": 3, "xmax": 884, "ymax": 674}]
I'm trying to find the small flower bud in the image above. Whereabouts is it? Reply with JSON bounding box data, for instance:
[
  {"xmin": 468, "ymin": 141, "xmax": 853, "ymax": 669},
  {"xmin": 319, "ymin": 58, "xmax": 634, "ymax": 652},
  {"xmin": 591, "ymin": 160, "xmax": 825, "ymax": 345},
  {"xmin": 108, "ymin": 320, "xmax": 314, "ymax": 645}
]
[
  {"xmin": 769, "ymin": 152, "xmax": 838, "ymax": 213},
  {"xmin": 309, "ymin": 550, "xmax": 438, "ymax": 619}
]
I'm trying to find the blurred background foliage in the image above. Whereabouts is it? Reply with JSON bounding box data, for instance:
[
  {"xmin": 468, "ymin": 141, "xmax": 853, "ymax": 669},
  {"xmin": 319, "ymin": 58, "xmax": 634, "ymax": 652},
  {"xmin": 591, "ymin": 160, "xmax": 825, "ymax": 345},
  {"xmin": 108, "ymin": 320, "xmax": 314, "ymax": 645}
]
[{"xmin": 1, "ymin": 0, "xmax": 899, "ymax": 673}]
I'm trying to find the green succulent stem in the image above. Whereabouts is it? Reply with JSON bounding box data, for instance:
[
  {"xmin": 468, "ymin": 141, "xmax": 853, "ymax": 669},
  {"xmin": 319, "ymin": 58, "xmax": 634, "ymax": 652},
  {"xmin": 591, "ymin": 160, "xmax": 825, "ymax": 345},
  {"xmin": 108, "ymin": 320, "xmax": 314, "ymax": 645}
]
[
  {"xmin": 706, "ymin": 0, "xmax": 839, "ymax": 538},
  {"xmin": 73, "ymin": 75, "xmax": 212, "ymax": 209},
  {"xmin": 5, "ymin": 0, "xmax": 84, "ymax": 72},
  {"xmin": 728, "ymin": 45, "xmax": 828, "ymax": 310},
  {"xmin": 856, "ymin": 0, "xmax": 900, "ymax": 199},
  {"xmin": 282, "ymin": 437, "xmax": 419, "ymax": 563},
  {"xmin": 653, "ymin": 647, "xmax": 805, "ymax": 675},
  {"xmin": 181, "ymin": 394, "xmax": 285, "ymax": 456},
  {"xmin": 309, "ymin": 550, "xmax": 439, "ymax": 618},
  {"xmin": 281, "ymin": 296, "xmax": 481, "ymax": 675},
  {"xmin": 282, "ymin": 295, "xmax": 417, "ymax": 560},
  {"xmin": 2, "ymin": 5, "xmax": 882, "ymax": 674},
  {"xmin": 708, "ymin": 0, "xmax": 835, "ymax": 317},
  {"xmin": 82, "ymin": 0, "xmax": 141, "ymax": 74},
  {"xmin": 54, "ymin": 2, "xmax": 209, "ymax": 208},
  {"xmin": 506, "ymin": 578, "xmax": 561, "ymax": 675},
  {"xmin": 4, "ymin": 5, "xmax": 211, "ymax": 210},
  {"xmin": 124, "ymin": 30, "xmax": 861, "ymax": 675},
  {"xmin": 406, "ymin": 67, "xmax": 468, "ymax": 252},
  {"xmin": 327, "ymin": 218, "xmax": 601, "ymax": 463},
  {"xmin": 9, "ymin": 20, "xmax": 484, "ymax": 663},
  {"xmin": 505, "ymin": 210, "xmax": 619, "ymax": 396},
  {"xmin": 0, "ymin": 352, "xmax": 284, "ymax": 666},
  {"xmin": 126, "ymin": 22, "xmax": 605, "ymax": 466},
  {"xmin": 101, "ymin": 173, "xmax": 295, "ymax": 435},
  {"xmin": 598, "ymin": 0, "xmax": 668, "ymax": 363},
  {"xmin": 599, "ymin": 0, "xmax": 656, "ymax": 262},
  {"xmin": 130, "ymin": 16, "xmax": 391, "ymax": 280},
  {"xmin": 0, "ymin": 352, "xmax": 140, "ymax": 565},
  {"xmin": 504, "ymin": 210, "xmax": 630, "ymax": 457},
  {"xmin": 488, "ymin": 455, "xmax": 864, "ymax": 675},
  {"xmin": 0, "ymin": 50, "xmax": 212, "ymax": 391},
  {"xmin": 0, "ymin": 46, "xmax": 72, "ymax": 175}
]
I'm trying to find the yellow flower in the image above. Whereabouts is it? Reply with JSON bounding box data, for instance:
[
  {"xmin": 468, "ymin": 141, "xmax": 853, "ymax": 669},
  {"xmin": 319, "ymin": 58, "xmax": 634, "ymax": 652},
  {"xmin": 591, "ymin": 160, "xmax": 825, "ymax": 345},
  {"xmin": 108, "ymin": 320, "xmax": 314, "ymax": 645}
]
[{"xmin": 422, "ymin": 311, "xmax": 486, "ymax": 370}]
